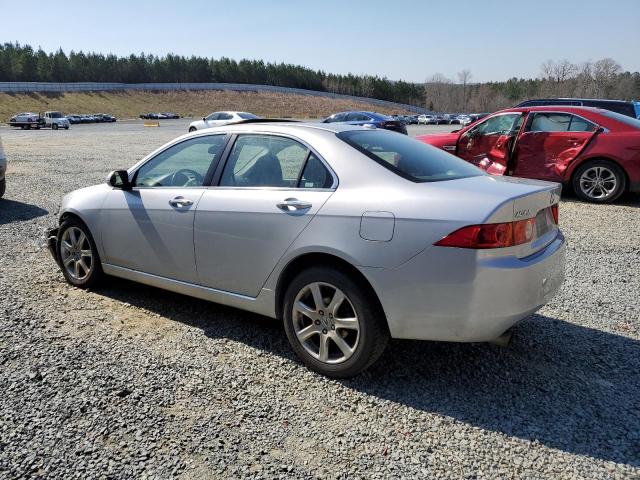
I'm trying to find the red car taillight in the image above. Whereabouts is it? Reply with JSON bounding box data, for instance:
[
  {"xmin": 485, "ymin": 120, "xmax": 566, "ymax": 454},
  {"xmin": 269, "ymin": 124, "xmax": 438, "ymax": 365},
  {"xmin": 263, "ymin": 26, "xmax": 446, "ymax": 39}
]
[{"xmin": 435, "ymin": 218, "xmax": 535, "ymax": 249}]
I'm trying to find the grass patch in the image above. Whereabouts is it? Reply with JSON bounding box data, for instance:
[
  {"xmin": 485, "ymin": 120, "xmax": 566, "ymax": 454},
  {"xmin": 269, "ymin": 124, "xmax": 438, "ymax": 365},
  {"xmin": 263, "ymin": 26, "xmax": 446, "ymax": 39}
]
[{"xmin": 0, "ymin": 90, "xmax": 414, "ymax": 121}]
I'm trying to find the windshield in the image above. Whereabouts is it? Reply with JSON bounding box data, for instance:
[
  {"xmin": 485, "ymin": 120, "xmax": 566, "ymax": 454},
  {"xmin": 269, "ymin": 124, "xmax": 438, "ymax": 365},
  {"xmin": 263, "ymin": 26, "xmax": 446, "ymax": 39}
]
[
  {"xmin": 238, "ymin": 112, "xmax": 258, "ymax": 120},
  {"xmin": 49, "ymin": 112, "xmax": 63, "ymax": 118},
  {"xmin": 338, "ymin": 129, "xmax": 483, "ymax": 182},
  {"xmin": 599, "ymin": 110, "xmax": 640, "ymax": 130}
]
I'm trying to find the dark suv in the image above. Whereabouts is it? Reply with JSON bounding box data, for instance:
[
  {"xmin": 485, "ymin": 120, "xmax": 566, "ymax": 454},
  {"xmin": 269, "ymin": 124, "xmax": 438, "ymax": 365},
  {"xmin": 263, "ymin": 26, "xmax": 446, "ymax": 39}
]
[{"xmin": 516, "ymin": 98, "xmax": 637, "ymax": 118}]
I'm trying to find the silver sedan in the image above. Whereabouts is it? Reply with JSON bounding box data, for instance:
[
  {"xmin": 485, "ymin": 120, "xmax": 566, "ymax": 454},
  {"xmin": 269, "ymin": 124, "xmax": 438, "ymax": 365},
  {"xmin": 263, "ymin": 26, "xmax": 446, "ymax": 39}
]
[{"xmin": 47, "ymin": 121, "xmax": 566, "ymax": 377}]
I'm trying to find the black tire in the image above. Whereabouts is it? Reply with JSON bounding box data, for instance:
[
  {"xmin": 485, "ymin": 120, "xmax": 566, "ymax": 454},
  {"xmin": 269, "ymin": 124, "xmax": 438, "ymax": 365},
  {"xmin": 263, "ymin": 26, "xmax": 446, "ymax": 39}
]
[
  {"xmin": 572, "ymin": 159, "xmax": 626, "ymax": 203},
  {"xmin": 56, "ymin": 217, "xmax": 103, "ymax": 289},
  {"xmin": 188, "ymin": 126, "xmax": 197, "ymax": 133},
  {"xmin": 0, "ymin": 178, "xmax": 5, "ymax": 198},
  {"xmin": 283, "ymin": 266, "xmax": 389, "ymax": 378},
  {"xmin": 64, "ymin": 126, "xmax": 69, "ymax": 130},
  {"xmin": 52, "ymin": 123, "xmax": 59, "ymax": 130}
]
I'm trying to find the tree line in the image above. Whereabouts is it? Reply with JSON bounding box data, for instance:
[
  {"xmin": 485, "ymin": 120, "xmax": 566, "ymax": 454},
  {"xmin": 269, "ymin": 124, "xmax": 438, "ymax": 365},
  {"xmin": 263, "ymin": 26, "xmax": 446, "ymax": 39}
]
[
  {"xmin": 424, "ymin": 59, "xmax": 640, "ymax": 113},
  {"xmin": 0, "ymin": 43, "xmax": 424, "ymax": 106},
  {"xmin": 1, "ymin": 44, "xmax": 638, "ymax": 112}
]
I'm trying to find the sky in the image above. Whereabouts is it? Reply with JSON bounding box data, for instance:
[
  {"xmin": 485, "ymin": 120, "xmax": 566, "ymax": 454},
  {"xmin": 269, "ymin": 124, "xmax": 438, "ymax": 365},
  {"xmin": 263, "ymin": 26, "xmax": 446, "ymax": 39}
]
[{"xmin": 2, "ymin": 0, "xmax": 639, "ymax": 83}]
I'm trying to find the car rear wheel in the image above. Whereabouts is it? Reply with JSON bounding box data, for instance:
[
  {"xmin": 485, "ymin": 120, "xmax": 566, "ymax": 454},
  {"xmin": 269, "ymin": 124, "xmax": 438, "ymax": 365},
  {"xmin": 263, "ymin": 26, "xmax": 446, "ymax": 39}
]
[
  {"xmin": 283, "ymin": 267, "xmax": 389, "ymax": 378},
  {"xmin": 52, "ymin": 124, "xmax": 58, "ymax": 130},
  {"xmin": 188, "ymin": 126, "xmax": 197, "ymax": 132},
  {"xmin": 57, "ymin": 218, "xmax": 103, "ymax": 289},
  {"xmin": 572, "ymin": 160, "xmax": 626, "ymax": 203}
]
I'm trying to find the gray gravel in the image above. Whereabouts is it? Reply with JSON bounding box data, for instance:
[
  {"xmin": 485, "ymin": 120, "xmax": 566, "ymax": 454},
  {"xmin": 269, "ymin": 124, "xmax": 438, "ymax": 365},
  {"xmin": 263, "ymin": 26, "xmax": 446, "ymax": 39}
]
[{"xmin": 0, "ymin": 121, "xmax": 638, "ymax": 479}]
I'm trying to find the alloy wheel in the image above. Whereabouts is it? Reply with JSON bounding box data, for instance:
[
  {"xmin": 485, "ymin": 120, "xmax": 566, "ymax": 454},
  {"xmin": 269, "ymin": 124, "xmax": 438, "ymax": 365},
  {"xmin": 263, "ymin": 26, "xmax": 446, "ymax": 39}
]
[
  {"xmin": 60, "ymin": 227, "xmax": 93, "ymax": 281},
  {"xmin": 292, "ymin": 282, "xmax": 360, "ymax": 364},
  {"xmin": 579, "ymin": 166, "xmax": 617, "ymax": 200}
]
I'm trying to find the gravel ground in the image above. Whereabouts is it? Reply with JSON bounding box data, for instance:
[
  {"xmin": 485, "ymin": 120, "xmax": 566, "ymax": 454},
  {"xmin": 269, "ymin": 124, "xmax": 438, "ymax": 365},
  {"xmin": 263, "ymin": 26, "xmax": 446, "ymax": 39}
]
[{"xmin": 0, "ymin": 121, "xmax": 638, "ymax": 479}]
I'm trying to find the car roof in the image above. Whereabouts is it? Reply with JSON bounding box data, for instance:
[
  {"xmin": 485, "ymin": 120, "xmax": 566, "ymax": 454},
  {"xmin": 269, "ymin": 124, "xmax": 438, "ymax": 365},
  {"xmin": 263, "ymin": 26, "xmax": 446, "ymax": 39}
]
[
  {"xmin": 197, "ymin": 121, "xmax": 373, "ymax": 135},
  {"xmin": 498, "ymin": 105, "xmax": 610, "ymax": 115}
]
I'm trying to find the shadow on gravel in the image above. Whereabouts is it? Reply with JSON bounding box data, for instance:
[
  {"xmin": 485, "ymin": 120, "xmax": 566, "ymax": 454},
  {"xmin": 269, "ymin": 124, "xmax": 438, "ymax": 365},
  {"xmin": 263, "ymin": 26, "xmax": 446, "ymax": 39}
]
[
  {"xmin": 0, "ymin": 199, "xmax": 49, "ymax": 225},
  {"xmin": 93, "ymin": 278, "xmax": 639, "ymax": 467},
  {"xmin": 561, "ymin": 189, "xmax": 640, "ymax": 207}
]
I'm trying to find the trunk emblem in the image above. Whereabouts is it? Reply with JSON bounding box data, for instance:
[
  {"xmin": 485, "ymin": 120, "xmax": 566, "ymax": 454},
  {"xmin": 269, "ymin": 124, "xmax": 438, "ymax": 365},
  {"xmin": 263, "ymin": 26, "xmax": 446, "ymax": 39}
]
[{"xmin": 514, "ymin": 209, "xmax": 530, "ymax": 218}]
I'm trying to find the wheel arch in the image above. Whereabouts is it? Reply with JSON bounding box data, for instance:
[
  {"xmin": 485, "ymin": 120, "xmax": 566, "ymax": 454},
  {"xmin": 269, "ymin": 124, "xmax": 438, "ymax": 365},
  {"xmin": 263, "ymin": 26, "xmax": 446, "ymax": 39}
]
[{"xmin": 275, "ymin": 252, "xmax": 387, "ymax": 325}]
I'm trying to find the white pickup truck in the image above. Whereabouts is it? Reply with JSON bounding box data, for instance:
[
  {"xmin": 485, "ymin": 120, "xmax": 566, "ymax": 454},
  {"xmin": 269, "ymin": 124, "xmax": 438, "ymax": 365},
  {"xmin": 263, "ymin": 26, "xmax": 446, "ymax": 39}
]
[{"xmin": 9, "ymin": 111, "xmax": 70, "ymax": 130}]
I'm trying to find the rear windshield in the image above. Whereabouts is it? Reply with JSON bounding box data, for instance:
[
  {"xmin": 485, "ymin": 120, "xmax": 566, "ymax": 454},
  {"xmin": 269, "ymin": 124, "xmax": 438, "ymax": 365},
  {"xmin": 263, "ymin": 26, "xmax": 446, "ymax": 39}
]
[
  {"xmin": 338, "ymin": 129, "xmax": 483, "ymax": 182},
  {"xmin": 599, "ymin": 110, "xmax": 640, "ymax": 129},
  {"xmin": 238, "ymin": 112, "xmax": 258, "ymax": 119}
]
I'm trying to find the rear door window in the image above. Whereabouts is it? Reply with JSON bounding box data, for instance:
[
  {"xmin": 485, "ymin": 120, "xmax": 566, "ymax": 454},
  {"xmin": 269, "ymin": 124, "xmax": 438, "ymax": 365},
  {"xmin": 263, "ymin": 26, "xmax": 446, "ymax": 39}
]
[
  {"xmin": 219, "ymin": 135, "xmax": 310, "ymax": 188},
  {"xmin": 527, "ymin": 113, "xmax": 597, "ymax": 132}
]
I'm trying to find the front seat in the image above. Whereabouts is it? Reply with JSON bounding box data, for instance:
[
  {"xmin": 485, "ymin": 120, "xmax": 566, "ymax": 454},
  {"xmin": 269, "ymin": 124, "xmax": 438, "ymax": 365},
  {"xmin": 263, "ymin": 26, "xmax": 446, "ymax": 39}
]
[{"xmin": 245, "ymin": 153, "xmax": 284, "ymax": 187}]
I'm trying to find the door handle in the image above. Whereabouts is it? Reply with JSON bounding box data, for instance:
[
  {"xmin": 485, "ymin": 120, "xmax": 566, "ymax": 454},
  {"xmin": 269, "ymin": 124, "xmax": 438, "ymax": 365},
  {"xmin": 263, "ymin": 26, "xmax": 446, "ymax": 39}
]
[
  {"xmin": 169, "ymin": 196, "xmax": 194, "ymax": 208},
  {"xmin": 277, "ymin": 198, "xmax": 312, "ymax": 211}
]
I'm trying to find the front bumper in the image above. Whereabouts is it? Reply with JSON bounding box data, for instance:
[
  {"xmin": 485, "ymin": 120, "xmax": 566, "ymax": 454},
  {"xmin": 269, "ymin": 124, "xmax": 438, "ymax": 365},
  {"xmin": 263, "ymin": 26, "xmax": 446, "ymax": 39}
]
[
  {"xmin": 46, "ymin": 227, "xmax": 61, "ymax": 266},
  {"xmin": 362, "ymin": 232, "xmax": 566, "ymax": 342}
]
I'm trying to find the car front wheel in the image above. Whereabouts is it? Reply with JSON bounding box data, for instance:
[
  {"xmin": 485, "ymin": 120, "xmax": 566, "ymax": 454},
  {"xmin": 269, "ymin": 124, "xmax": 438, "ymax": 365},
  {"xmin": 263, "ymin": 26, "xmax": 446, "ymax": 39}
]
[
  {"xmin": 283, "ymin": 267, "xmax": 389, "ymax": 378},
  {"xmin": 56, "ymin": 218, "xmax": 103, "ymax": 288},
  {"xmin": 572, "ymin": 160, "xmax": 626, "ymax": 203},
  {"xmin": 188, "ymin": 126, "xmax": 197, "ymax": 132}
]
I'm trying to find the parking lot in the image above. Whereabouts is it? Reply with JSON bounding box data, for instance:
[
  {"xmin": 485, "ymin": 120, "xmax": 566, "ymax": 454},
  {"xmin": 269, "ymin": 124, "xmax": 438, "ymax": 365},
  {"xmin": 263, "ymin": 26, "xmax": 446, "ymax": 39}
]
[{"xmin": 0, "ymin": 120, "xmax": 639, "ymax": 478}]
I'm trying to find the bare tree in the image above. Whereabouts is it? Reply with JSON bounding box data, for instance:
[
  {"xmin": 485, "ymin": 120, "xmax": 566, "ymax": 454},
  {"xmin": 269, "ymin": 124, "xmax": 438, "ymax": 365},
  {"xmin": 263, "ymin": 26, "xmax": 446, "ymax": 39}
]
[
  {"xmin": 592, "ymin": 58, "xmax": 622, "ymax": 96},
  {"xmin": 457, "ymin": 69, "xmax": 472, "ymax": 111},
  {"xmin": 424, "ymin": 73, "xmax": 453, "ymax": 112}
]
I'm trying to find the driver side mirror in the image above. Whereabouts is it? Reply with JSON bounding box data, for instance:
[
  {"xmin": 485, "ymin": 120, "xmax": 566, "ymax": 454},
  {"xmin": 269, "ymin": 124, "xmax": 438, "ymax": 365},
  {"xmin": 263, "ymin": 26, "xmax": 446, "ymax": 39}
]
[
  {"xmin": 107, "ymin": 170, "xmax": 132, "ymax": 191},
  {"xmin": 203, "ymin": 117, "xmax": 207, "ymax": 121}
]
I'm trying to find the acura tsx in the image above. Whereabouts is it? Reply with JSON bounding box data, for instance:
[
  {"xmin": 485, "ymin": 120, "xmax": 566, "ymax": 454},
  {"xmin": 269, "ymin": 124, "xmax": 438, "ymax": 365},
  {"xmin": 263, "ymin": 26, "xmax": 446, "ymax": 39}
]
[{"xmin": 47, "ymin": 120, "xmax": 565, "ymax": 377}]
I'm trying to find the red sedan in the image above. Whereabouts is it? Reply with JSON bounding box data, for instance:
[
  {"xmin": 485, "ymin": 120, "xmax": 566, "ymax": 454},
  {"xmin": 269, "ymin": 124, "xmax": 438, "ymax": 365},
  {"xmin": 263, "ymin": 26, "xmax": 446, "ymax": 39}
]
[{"xmin": 417, "ymin": 106, "xmax": 640, "ymax": 203}]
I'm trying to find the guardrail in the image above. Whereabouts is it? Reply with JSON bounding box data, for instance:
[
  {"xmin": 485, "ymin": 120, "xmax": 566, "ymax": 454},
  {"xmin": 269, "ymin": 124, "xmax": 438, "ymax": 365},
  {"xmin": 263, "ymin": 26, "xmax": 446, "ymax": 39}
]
[{"xmin": 0, "ymin": 82, "xmax": 431, "ymax": 114}]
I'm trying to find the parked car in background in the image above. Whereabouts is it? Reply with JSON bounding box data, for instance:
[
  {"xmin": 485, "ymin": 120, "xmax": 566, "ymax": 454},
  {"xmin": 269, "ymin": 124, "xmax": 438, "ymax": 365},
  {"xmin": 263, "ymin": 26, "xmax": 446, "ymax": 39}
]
[
  {"xmin": 43, "ymin": 112, "xmax": 70, "ymax": 130},
  {"xmin": 161, "ymin": 112, "xmax": 180, "ymax": 119},
  {"xmin": 516, "ymin": 98, "xmax": 638, "ymax": 119},
  {"xmin": 0, "ymin": 134, "xmax": 6, "ymax": 198},
  {"xmin": 323, "ymin": 111, "xmax": 407, "ymax": 134},
  {"xmin": 66, "ymin": 114, "xmax": 83, "ymax": 124},
  {"xmin": 46, "ymin": 121, "xmax": 565, "ymax": 377},
  {"xmin": 188, "ymin": 111, "xmax": 259, "ymax": 132},
  {"xmin": 457, "ymin": 115, "xmax": 473, "ymax": 126},
  {"xmin": 417, "ymin": 114, "xmax": 431, "ymax": 125},
  {"xmin": 447, "ymin": 114, "xmax": 461, "ymax": 125},
  {"xmin": 94, "ymin": 113, "xmax": 116, "ymax": 123},
  {"xmin": 417, "ymin": 106, "xmax": 640, "ymax": 203}
]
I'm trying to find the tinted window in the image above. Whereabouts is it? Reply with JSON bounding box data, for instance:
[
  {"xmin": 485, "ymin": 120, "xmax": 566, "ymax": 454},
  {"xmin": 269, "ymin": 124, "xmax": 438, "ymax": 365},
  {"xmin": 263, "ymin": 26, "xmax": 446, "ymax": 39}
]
[
  {"xmin": 220, "ymin": 135, "xmax": 310, "ymax": 187},
  {"xmin": 237, "ymin": 112, "xmax": 258, "ymax": 120},
  {"xmin": 599, "ymin": 110, "xmax": 640, "ymax": 129},
  {"xmin": 528, "ymin": 113, "xmax": 572, "ymax": 132},
  {"xmin": 205, "ymin": 113, "xmax": 219, "ymax": 121},
  {"xmin": 338, "ymin": 130, "xmax": 483, "ymax": 183},
  {"xmin": 218, "ymin": 113, "xmax": 234, "ymax": 120},
  {"xmin": 300, "ymin": 154, "xmax": 333, "ymax": 188},
  {"xmin": 134, "ymin": 135, "xmax": 227, "ymax": 187},
  {"xmin": 568, "ymin": 115, "xmax": 597, "ymax": 132}
]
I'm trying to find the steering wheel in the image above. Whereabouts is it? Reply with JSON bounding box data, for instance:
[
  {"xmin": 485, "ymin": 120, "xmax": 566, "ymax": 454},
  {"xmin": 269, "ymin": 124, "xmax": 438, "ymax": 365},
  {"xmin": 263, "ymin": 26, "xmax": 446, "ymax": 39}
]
[{"xmin": 170, "ymin": 168, "xmax": 203, "ymax": 187}]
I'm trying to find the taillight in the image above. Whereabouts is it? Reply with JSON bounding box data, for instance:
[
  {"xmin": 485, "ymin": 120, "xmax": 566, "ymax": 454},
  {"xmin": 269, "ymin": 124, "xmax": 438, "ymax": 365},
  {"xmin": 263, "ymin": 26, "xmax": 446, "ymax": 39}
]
[
  {"xmin": 435, "ymin": 218, "xmax": 535, "ymax": 249},
  {"xmin": 551, "ymin": 204, "xmax": 559, "ymax": 224}
]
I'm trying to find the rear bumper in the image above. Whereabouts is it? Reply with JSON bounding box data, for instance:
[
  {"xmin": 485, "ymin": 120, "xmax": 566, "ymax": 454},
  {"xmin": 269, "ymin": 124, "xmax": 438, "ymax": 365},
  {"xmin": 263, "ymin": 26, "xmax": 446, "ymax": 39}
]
[
  {"xmin": 362, "ymin": 232, "xmax": 566, "ymax": 342},
  {"xmin": 46, "ymin": 227, "xmax": 61, "ymax": 267}
]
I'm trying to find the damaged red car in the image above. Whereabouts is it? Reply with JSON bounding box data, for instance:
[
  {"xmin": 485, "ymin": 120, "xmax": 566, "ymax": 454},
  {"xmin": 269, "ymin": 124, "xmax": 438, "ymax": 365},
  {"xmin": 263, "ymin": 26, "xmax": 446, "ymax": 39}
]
[{"xmin": 416, "ymin": 106, "xmax": 640, "ymax": 203}]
